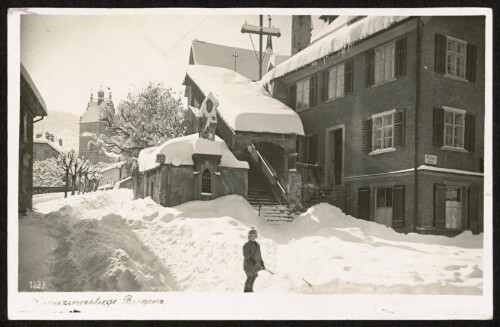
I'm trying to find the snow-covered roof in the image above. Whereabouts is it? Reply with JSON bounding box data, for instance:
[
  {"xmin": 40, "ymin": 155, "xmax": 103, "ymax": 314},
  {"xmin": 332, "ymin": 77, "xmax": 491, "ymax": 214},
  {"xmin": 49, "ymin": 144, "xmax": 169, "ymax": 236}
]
[
  {"xmin": 190, "ymin": 40, "xmax": 275, "ymax": 81},
  {"xmin": 80, "ymin": 98, "xmax": 112, "ymax": 123},
  {"xmin": 101, "ymin": 160, "xmax": 127, "ymax": 173},
  {"xmin": 185, "ymin": 65, "xmax": 304, "ymax": 135},
  {"xmin": 33, "ymin": 138, "xmax": 64, "ymax": 154},
  {"xmin": 20, "ymin": 64, "xmax": 47, "ymax": 116},
  {"xmin": 138, "ymin": 134, "xmax": 249, "ymax": 172},
  {"xmin": 261, "ymin": 16, "xmax": 410, "ymax": 85}
]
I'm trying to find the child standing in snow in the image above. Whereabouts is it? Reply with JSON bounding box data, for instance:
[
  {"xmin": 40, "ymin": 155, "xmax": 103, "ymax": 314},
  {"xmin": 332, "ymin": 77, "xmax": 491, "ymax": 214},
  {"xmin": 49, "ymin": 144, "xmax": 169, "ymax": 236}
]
[{"xmin": 243, "ymin": 227, "xmax": 265, "ymax": 292}]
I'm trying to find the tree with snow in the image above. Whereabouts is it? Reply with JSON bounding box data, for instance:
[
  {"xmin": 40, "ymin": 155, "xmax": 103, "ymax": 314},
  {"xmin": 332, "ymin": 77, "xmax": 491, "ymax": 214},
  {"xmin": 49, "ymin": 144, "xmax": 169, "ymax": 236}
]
[
  {"xmin": 33, "ymin": 157, "xmax": 66, "ymax": 187},
  {"xmin": 57, "ymin": 150, "xmax": 77, "ymax": 198},
  {"xmin": 91, "ymin": 83, "xmax": 196, "ymax": 160}
]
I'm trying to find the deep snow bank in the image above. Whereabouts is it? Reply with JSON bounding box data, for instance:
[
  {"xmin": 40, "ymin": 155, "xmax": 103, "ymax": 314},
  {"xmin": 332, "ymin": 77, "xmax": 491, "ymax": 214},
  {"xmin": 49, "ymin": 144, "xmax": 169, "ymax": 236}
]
[{"xmin": 23, "ymin": 190, "xmax": 483, "ymax": 294}]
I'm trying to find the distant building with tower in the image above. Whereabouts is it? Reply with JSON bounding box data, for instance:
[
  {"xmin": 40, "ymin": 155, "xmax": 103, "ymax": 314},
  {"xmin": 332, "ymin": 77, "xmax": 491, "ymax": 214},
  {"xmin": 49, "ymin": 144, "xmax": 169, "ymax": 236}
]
[{"xmin": 79, "ymin": 87, "xmax": 115, "ymax": 164}]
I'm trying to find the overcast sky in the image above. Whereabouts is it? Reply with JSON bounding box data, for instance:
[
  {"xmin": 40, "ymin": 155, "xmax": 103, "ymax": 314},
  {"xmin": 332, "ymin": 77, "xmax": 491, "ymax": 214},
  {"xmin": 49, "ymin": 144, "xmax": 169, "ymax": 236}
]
[{"xmin": 21, "ymin": 12, "xmax": 324, "ymax": 116}]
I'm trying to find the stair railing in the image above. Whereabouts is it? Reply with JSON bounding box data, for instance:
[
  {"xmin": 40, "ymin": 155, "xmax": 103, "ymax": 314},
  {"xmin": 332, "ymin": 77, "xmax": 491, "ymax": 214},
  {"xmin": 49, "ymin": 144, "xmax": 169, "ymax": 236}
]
[{"xmin": 247, "ymin": 144, "xmax": 287, "ymax": 197}]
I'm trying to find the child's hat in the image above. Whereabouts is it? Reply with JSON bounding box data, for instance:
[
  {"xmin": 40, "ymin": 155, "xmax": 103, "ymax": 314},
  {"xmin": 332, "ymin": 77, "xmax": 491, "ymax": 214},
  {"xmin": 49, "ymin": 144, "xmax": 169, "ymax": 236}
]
[{"xmin": 248, "ymin": 227, "xmax": 257, "ymax": 236}]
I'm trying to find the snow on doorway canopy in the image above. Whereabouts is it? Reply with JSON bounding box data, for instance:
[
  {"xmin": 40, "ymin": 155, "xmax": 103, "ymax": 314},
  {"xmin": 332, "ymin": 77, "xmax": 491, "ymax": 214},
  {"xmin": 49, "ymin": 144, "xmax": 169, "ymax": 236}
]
[
  {"xmin": 260, "ymin": 16, "xmax": 410, "ymax": 86},
  {"xmin": 185, "ymin": 65, "xmax": 304, "ymax": 135},
  {"xmin": 138, "ymin": 134, "xmax": 249, "ymax": 173}
]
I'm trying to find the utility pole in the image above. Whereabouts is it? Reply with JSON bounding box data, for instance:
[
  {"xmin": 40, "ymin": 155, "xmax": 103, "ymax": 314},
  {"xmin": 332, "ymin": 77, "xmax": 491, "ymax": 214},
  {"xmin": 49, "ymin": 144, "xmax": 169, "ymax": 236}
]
[
  {"xmin": 241, "ymin": 15, "xmax": 281, "ymax": 80},
  {"xmin": 232, "ymin": 50, "xmax": 239, "ymax": 72}
]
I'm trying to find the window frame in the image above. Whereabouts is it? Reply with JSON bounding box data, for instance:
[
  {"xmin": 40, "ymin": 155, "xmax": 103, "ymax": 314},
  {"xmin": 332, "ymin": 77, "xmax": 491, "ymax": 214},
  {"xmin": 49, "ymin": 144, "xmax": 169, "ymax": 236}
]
[
  {"xmin": 374, "ymin": 41, "xmax": 396, "ymax": 85},
  {"xmin": 295, "ymin": 78, "xmax": 310, "ymax": 111},
  {"xmin": 201, "ymin": 168, "xmax": 212, "ymax": 195},
  {"xmin": 445, "ymin": 186, "xmax": 462, "ymax": 229},
  {"xmin": 442, "ymin": 106, "xmax": 466, "ymax": 150},
  {"xmin": 445, "ymin": 35, "xmax": 467, "ymax": 80},
  {"xmin": 327, "ymin": 63, "xmax": 345, "ymax": 100},
  {"xmin": 370, "ymin": 109, "xmax": 396, "ymax": 154}
]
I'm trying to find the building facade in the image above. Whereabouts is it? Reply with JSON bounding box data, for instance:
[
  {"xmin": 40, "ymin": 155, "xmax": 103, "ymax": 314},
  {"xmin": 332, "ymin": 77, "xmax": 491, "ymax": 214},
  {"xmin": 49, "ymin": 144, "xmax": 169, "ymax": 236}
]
[
  {"xmin": 33, "ymin": 132, "xmax": 64, "ymax": 161},
  {"xmin": 79, "ymin": 88, "xmax": 115, "ymax": 164},
  {"xmin": 266, "ymin": 16, "xmax": 484, "ymax": 235},
  {"xmin": 20, "ymin": 64, "xmax": 48, "ymax": 213}
]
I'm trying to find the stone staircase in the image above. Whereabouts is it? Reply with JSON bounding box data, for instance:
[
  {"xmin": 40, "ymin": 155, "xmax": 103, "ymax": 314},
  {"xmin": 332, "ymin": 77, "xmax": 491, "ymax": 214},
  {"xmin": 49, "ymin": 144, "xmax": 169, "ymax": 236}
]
[{"xmin": 247, "ymin": 164, "xmax": 295, "ymax": 224}]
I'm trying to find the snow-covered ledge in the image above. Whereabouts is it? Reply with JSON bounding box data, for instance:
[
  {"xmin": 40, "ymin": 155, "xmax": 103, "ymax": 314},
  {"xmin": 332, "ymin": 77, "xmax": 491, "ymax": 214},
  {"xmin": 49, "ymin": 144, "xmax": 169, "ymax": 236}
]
[{"xmin": 417, "ymin": 165, "xmax": 484, "ymax": 177}]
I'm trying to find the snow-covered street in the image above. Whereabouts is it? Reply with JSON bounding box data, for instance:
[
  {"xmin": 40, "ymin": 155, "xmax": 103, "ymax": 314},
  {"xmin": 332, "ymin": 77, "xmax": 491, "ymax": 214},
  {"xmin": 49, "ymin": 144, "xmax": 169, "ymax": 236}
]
[{"xmin": 19, "ymin": 189, "xmax": 483, "ymax": 294}]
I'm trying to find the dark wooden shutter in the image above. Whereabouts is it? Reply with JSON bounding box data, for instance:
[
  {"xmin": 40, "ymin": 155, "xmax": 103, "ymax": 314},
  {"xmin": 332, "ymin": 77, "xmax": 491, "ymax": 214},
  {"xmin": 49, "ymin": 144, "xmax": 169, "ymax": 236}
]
[
  {"xmin": 362, "ymin": 118, "xmax": 372, "ymax": 152},
  {"xmin": 434, "ymin": 183, "xmax": 446, "ymax": 229},
  {"xmin": 434, "ymin": 33, "xmax": 447, "ymax": 74},
  {"xmin": 357, "ymin": 188, "xmax": 370, "ymax": 220},
  {"xmin": 464, "ymin": 114, "xmax": 476, "ymax": 152},
  {"xmin": 395, "ymin": 37, "xmax": 407, "ymax": 77},
  {"xmin": 288, "ymin": 84, "xmax": 297, "ymax": 110},
  {"xmin": 308, "ymin": 134, "xmax": 318, "ymax": 165},
  {"xmin": 394, "ymin": 110, "xmax": 405, "ymax": 148},
  {"xmin": 467, "ymin": 186, "xmax": 479, "ymax": 231},
  {"xmin": 296, "ymin": 137, "xmax": 305, "ymax": 163},
  {"xmin": 392, "ymin": 185, "xmax": 405, "ymax": 228},
  {"xmin": 320, "ymin": 70, "xmax": 329, "ymax": 102},
  {"xmin": 466, "ymin": 43, "xmax": 477, "ymax": 82},
  {"xmin": 433, "ymin": 107, "xmax": 444, "ymax": 147},
  {"xmin": 365, "ymin": 49, "xmax": 375, "ymax": 87},
  {"xmin": 309, "ymin": 74, "xmax": 317, "ymax": 107},
  {"xmin": 344, "ymin": 59, "xmax": 354, "ymax": 94}
]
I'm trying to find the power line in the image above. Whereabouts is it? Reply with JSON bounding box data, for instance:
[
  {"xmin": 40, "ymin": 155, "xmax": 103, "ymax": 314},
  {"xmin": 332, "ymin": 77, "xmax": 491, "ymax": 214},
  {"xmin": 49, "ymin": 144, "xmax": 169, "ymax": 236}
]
[{"xmin": 245, "ymin": 21, "xmax": 260, "ymax": 64}]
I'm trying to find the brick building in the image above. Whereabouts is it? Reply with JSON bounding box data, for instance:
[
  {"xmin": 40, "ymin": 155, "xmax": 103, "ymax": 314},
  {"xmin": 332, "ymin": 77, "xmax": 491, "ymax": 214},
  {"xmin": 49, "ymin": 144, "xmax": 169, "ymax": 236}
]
[
  {"xmin": 262, "ymin": 16, "xmax": 484, "ymax": 234},
  {"xmin": 20, "ymin": 64, "xmax": 48, "ymax": 213}
]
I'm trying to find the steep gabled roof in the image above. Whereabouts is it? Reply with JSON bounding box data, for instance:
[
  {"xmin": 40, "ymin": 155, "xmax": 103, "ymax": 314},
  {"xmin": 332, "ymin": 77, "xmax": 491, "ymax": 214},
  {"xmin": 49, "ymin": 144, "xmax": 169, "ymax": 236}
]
[
  {"xmin": 185, "ymin": 65, "xmax": 304, "ymax": 135},
  {"xmin": 20, "ymin": 64, "xmax": 47, "ymax": 116},
  {"xmin": 80, "ymin": 98, "xmax": 112, "ymax": 124},
  {"xmin": 33, "ymin": 138, "xmax": 64, "ymax": 154},
  {"xmin": 190, "ymin": 40, "xmax": 275, "ymax": 81}
]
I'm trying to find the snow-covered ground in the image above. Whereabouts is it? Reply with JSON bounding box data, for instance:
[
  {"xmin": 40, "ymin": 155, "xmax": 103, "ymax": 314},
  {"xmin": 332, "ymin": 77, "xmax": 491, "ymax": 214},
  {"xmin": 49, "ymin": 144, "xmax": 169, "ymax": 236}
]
[{"xmin": 19, "ymin": 189, "xmax": 482, "ymax": 294}]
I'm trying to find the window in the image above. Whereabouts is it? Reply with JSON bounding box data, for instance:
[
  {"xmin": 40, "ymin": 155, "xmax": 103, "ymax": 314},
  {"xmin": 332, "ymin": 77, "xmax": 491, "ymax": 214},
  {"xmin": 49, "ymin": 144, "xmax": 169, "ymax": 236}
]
[
  {"xmin": 433, "ymin": 107, "xmax": 474, "ymax": 151},
  {"xmin": 296, "ymin": 78, "xmax": 310, "ymax": 110},
  {"xmin": 444, "ymin": 109, "xmax": 465, "ymax": 148},
  {"xmin": 445, "ymin": 187, "xmax": 462, "ymax": 229},
  {"xmin": 328, "ymin": 63, "xmax": 345, "ymax": 100},
  {"xmin": 372, "ymin": 111, "xmax": 394, "ymax": 151},
  {"xmin": 435, "ymin": 34, "xmax": 476, "ymax": 82},
  {"xmin": 376, "ymin": 187, "xmax": 393, "ymax": 227},
  {"xmin": 446, "ymin": 37, "xmax": 467, "ymax": 79},
  {"xmin": 44, "ymin": 150, "xmax": 51, "ymax": 158},
  {"xmin": 363, "ymin": 110, "xmax": 405, "ymax": 153},
  {"xmin": 374, "ymin": 42, "xmax": 395, "ymax": 84},
  {"xmin": 201, "ymin": 169, "xmax": 212, "ymax": 194}
]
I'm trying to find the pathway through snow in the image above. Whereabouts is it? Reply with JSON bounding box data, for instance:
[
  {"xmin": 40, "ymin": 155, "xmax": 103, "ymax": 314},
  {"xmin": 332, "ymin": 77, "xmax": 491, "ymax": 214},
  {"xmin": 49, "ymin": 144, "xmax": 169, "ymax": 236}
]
[{"xmin": 19, "ymin": 189, "xmax": 482, "ymax": 294}]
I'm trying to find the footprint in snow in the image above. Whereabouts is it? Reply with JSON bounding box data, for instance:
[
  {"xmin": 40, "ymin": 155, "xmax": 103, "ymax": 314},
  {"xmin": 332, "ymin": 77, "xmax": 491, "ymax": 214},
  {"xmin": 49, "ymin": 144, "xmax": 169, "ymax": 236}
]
[{"xmin": 343, "ymin": 266, "xmax": 351, "ymax": 271}]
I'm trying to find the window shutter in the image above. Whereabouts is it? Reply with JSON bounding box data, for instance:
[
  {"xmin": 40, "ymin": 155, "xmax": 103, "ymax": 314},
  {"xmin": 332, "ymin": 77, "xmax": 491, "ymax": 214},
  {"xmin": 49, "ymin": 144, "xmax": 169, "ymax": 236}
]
[
  {"xmin": 309, "ymin": 74, "xmax": 317, "ymax": 107},
  {"xmin": 344, "ymin": 59, "xmax": 354, "ymax": 94},
  {"xmin": 365, "ymin": 49, "xmax": 375, "ymax": 87},
  {"xmin": 320, "ymin": 70, "xmax": 329, "ymax": 102},
  {"xmin": 394, "ymin": 110, "xmax": 405, "ymax": 148},
  {"xmin": 288, "ymin": 84, "xmax": 297, "ymax": 110},
  {"xmin": 433, "ymin": 107, "xmax": 444, "ymax": 147},
  {"xmin": 362, "ymin": 118, "xmax": 373, "ymax": 152},
  {"xmin": 357, "ymin": 188, "xmax": 370, "ymax": 220},
  {"xmin": 434, "ymin": 183, "xmax": 446, "ymax": 229},
  {"xmin": 309, "ymin": 134, "xmax": 318, "ymax": 165},
  {"xmin": 467, "ymin": 186, "xmax": 479, "ymax": 231},
  {"xmin": 395, "ymin": 37, "xmax": 407, "ymax": 77},
  {"xmin": 392, "ymin": 185, "xmax": 405, "ymax": 228},
  {"xmin": 466, "ymin": 43, "xmax": 477, "ymax": 82},
  {"xmin": 434, "ymin": 33, "xmax": 447, "ymax": 74},
  {"xmin": 464, "ymin": 113, "xmax": 475, "ymax": 152}
]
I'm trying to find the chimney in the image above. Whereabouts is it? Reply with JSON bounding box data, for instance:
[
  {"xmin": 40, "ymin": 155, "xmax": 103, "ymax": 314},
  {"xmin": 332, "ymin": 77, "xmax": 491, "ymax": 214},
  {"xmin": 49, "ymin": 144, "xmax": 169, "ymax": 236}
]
[
  {"xmin": 291, "ymin": 15, "xmax": 312, "ymax": 56},
  {"xmin": 59, "ymin": 139, "xmax": 63, "ymax": 146}
]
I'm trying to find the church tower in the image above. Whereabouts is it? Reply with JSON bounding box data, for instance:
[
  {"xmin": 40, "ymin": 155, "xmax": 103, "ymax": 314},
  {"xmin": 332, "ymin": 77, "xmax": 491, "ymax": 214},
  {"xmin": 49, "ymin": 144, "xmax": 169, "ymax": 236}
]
[{"xmin": 79, "ymin": 86, "xmax": 115, "ymax": 164}]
